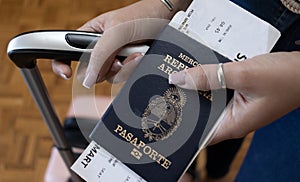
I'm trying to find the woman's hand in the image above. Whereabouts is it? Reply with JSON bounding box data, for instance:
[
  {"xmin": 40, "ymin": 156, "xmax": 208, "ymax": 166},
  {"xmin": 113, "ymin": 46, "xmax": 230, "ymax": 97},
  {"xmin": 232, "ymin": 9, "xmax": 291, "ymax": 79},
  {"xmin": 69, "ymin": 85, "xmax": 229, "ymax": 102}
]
[
  {"xmin": 169, "ymin": 51, "xmax": 300, "ymax": 144},
  {"xmin": 52, "ymin": 0, "xmax": 192, "ymax": 88}
]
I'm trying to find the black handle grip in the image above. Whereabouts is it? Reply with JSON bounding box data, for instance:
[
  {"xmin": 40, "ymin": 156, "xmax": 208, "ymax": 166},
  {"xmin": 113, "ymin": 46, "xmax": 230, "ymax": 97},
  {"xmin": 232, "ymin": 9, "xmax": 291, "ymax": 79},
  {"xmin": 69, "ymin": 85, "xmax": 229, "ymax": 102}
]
[
  {"xmin": 8, "ymin": 49, "xmax": 126, "ymax": 69},
  {"xmin": 8, "ymin": 49, "xmax": 85, "ymax": 68},
  {"xmin": 65, "ymin": 33, "xmax": 98, "ymax": 49}
]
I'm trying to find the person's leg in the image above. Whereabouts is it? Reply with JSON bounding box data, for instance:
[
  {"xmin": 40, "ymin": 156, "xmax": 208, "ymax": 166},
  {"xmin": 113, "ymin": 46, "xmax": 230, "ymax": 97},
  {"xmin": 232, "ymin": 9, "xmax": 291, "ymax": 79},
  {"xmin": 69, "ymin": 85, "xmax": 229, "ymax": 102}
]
[
  {"xmin": 45, "ymin": 96, "xmax": 113, "ymax": 181},
  {"xmin": 179, "ymin": 160, "xmax": 198, "ymax": 182},
  {"xmin": 181, "ymin": 138, "xmax": 244, "ymax": 182},
  {"xmin": 205, "ymin": 138, "xmax": 244, "ymax": 179},
  {"xmin": 235, "ymin": 109, "xmax": 300, "ymax": 182}
]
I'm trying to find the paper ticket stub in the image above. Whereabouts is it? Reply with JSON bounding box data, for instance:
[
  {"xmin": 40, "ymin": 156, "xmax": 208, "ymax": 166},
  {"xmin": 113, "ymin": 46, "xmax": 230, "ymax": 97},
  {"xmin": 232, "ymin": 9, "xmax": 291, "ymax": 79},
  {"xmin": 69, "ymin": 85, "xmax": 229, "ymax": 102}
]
[
  {"xmin": 71, "ymin": 141, "xmax": 146, "ymax": 182},
  {"xmin": 170, "ymin": 0, "xmax": 281, "ymax": 61}
]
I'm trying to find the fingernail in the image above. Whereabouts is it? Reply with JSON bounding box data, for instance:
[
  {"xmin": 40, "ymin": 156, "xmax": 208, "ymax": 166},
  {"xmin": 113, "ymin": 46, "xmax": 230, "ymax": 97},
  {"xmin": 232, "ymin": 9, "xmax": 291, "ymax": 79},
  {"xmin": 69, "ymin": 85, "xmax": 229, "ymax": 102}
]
[
  {"xmin": 116, "ymin": 61, "xmax": 123, "ymax": 68},
  {"xmin": 60, "ymin": 73, "xmax": 70, "ymax": 80},
  {"xmin": 82, "ymin": 73, "xmax": 96, "ymax": 89},
  {"xmin": 169, "ymin": 71, "xmax": 186, "ymax": 85},
  {"xmin": 111, "ymin": 61, "xmax": 123, "ymax": 72},
  {"xmin": 134, "ymin": 55, "xmax": 143, "ymax": 63}
]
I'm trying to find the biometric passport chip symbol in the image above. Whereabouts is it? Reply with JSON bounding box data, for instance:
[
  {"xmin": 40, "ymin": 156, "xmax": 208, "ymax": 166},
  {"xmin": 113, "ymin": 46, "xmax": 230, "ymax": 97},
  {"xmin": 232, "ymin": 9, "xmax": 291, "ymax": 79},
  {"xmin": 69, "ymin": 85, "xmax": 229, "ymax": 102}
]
[{"xmin": 131, "ymin": 148, "xmax": 143, "ymax": 160}]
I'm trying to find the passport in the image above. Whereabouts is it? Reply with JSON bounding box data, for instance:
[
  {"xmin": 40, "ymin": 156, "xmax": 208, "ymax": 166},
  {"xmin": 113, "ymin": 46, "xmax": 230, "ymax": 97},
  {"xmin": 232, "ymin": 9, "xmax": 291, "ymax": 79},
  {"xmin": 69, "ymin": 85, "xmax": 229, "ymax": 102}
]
[{"xmin": 89, "ymin": 25, "xmax": 232, "ymax": 182}]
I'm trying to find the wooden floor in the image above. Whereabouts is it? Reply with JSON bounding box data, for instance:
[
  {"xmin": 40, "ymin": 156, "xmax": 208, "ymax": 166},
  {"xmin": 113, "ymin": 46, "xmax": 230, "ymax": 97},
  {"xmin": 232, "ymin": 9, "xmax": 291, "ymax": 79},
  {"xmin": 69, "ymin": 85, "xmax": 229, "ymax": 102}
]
[{"xmin": 0, "ymin": 0, "xmax": 252, "ymax": 181}]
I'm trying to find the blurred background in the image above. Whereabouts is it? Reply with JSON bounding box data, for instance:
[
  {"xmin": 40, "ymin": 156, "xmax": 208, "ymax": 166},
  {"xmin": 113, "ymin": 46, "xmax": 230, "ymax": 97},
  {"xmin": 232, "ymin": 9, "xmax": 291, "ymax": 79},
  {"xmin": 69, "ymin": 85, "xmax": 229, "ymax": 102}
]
[{"xmin": 0, "ymin": 0, "xmax": 252, "ymax": 181}]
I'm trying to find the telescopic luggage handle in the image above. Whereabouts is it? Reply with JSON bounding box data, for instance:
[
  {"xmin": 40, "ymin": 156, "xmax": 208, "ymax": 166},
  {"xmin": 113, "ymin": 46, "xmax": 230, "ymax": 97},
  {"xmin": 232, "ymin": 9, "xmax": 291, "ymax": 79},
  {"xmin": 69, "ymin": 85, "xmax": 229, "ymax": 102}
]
[
  {"xmin": 7, "ymin": 30, "xmax": 149, "ymax": 182},
  {"xmin": 7, "ymin": 30, "xmax": 149, "ymax": 68}
]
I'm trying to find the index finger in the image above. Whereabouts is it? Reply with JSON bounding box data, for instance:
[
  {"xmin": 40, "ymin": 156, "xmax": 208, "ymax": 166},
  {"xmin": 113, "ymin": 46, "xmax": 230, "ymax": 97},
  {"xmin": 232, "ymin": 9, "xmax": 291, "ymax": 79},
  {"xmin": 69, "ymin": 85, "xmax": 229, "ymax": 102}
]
[{"xmin": 82, "ymin": 18, "xmax": 169, "ymax": 88}]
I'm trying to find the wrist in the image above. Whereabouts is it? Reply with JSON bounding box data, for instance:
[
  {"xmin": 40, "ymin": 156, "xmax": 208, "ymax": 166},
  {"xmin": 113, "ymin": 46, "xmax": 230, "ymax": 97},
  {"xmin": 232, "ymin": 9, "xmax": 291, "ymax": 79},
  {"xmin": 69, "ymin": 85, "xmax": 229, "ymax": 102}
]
[{"xmin": 144, "ymin": 0, "xmax": 192, "ymax": 19}]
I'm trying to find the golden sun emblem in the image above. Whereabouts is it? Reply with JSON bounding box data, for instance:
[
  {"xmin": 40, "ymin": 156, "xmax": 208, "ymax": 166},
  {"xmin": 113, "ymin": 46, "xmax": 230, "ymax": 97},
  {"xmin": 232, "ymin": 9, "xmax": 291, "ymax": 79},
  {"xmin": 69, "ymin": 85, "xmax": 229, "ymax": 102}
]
[{"xmin": 141, "ymin": 87, "xmax": 186, "ymax": 141}]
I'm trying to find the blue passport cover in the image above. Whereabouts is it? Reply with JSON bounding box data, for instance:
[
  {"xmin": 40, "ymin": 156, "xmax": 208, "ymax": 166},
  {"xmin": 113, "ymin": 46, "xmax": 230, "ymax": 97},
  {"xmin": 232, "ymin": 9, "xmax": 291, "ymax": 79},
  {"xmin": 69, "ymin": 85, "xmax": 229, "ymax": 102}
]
[{"xmin": 90, "ymin": 25, "xmax": 232, "ymax": 182}]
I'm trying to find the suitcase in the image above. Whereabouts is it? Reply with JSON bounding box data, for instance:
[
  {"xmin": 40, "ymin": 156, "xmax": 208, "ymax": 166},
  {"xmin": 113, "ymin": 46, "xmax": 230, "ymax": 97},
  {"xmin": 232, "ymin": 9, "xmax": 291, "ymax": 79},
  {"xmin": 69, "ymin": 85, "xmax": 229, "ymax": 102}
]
[{"xmin": 7, "ymin": 30, "xmax": 148, "ymax": 182}]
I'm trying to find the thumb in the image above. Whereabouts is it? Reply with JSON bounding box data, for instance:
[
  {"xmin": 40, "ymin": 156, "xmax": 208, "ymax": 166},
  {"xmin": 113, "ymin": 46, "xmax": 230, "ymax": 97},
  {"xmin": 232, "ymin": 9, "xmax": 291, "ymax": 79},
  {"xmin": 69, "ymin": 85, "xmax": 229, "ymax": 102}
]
[
  {"xmin": 77, "ymin": 16, "xmax": 105, "ymax": 32},
  {"xmin": 107, "ymin": 55, "xmax": 144, "ymax": 83},
  {"xmin": 169, "ymin": 62, "xmax": 246, "ymax": 91}
]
